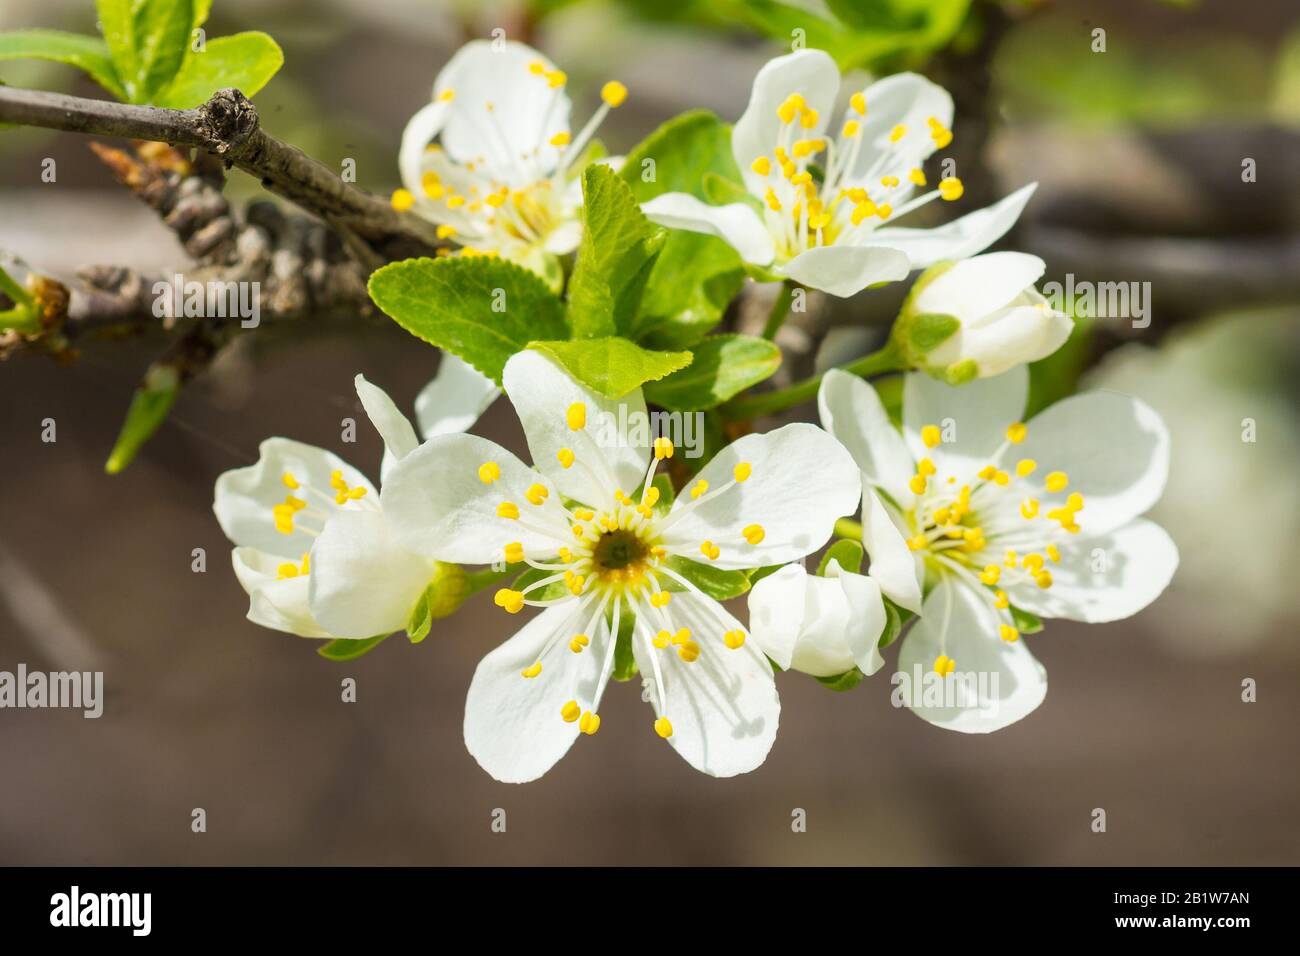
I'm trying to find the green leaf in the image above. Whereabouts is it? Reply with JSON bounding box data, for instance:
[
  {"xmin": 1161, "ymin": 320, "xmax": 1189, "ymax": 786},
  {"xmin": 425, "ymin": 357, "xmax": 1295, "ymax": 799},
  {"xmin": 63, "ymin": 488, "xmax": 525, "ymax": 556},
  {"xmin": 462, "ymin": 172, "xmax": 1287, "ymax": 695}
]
[
  {"xmin": 1009, "ymin": 605, "xmax": 1045, "ymax": 636},
  {"xmin": 104, "ymin": 364, "xmax": 178, "ymax": 474},
  {"xmin": 747, "ymin": 564, "xmax": 784, "ymax": 586},
  {"xmin": 317, "ymin": 633, "xmax": 392, "ymax": 661},
  {"xmin": 97, "ymin": 0, "xmax": 194, "ymax": 103},
  {"xmin": 663, "ymin": 555, "xmax": 750, "ymax": 601},
  {"xmin": 644, "ymin": 334, "xmax": 781, "ymax": 411},
  {"xmin": 528, "ymin": 337, "xmax": 691, "ymax": 399},
  {"xmin": 406, "ymin": 585, "xmax": 435, "ymax": 643},
  {"xmin": 817, "ymin": 539, "xmax": 865, "ymax": 576},
  {"xmin": 0, "ymin": 30, "xmax": 126, "ymax": 99},
  {"xmin": 510, "ymin": 566, "xmax": 568, "ymax": 602},
  {"xmin": 650, "ymin": 472, "xmax": 675, "ymax": 512},
  {"xmin": 153, "ymin": 32, "xmax": 284, "ymax": 109},
  {"xmin": 611, "ymin": 606, "xmax": 638, "ymax": 681},
  {"xmin": 815, "ymin": 667, "xmax": 865, "ymax": 691},
  {"xmin": 567, "ymin": 164, "xmax": 665, "ymax": 339},
  {"xmin": 368, "ymin": 256, "xmax": 566, "ymax": 385},
  {"xmin": 878, "ymin": 598, "xmax": 914, "ymax": 650},
  {"xmin": 701, "ymin": 171, "xmax": 759, "ymax": 209},
  {"xmin": 621, "ymin": 110, "xmax": 743, "ymax": 202}
]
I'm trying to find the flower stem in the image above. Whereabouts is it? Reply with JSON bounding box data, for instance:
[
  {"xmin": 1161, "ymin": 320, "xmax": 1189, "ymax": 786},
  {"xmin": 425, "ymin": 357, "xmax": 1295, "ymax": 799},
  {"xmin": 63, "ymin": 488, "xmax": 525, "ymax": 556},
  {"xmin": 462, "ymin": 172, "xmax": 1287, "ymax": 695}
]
[
  {"xmin": 721, "ymin": 341, "xmax": 904, "ymax": 421},
  {"xmin": 833, "ymin": 518, "xmax": 863, "ymax": 542},
  {"xmin": 760, "ymin": 280, "xmax": 796, "ymax": 340}
]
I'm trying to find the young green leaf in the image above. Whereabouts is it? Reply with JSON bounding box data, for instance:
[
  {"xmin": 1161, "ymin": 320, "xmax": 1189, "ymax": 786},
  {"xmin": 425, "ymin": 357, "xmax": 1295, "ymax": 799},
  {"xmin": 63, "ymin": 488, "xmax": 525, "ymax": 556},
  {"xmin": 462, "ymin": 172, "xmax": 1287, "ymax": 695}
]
[
  {"xmin": 153, "ymin": 32, "xmax": 284, "ymax": 109},
  {"xmin": 97, "ymin": 0, "xmax": 194, "ymax": 103},
  {"xmin": 817, "ymin": 539, "xmax": 865, "ymax": 576},
  {"xmin": 406, "ymin": 585, "xmax": 435, "ymax": 643},
  {"xmin": 317, "ymin": 633, "xmax": 392, "ymax": 661},
  {"xmin": 662, "ymin": 555, "xmax": 751, "ymax": 601},
  {"xmin": 528, "ymin": 337, "xmax": 691, "ymax": 399},
  {"xmin": 368, "ymin": 256, "xmax": 566, "ymax": 385},
  {"xmin": 567, "ymin": 164, "xmax": 665, "ymax": 339},
  {"xmin": 0, "ymin": 30, "xmax": 126, "ymax": 99},
  {"xmin": 643, "ymin": 334, "xmax": 781, "ymax": 411}
]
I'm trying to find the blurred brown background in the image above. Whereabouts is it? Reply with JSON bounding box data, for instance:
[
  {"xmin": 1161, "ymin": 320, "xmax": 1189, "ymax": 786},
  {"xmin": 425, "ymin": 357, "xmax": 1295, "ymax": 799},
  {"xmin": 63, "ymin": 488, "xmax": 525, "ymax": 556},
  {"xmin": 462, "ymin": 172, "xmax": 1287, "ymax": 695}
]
[{"xmin": 1, "ymin": 0, "xmax": 1298, "ymax": 865}]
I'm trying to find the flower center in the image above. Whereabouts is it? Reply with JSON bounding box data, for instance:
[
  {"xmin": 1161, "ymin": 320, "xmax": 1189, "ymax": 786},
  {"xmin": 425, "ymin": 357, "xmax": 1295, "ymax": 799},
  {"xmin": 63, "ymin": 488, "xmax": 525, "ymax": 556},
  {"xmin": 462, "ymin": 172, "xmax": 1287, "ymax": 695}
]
[{"xmin": 592, "ymin": 527, "xmax": 650, "ymax": 573}]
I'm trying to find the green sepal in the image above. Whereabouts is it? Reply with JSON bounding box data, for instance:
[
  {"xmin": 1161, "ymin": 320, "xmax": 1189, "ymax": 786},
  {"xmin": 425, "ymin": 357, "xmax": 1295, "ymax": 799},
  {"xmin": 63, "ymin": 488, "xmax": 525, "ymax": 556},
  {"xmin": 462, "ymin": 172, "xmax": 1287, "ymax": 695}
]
[
  {"xmin": 317, "ymin": 633, "xmax": 392, "ymax": 661},
  {"xmin": 817, "ymin": 539, "xmax": 864, "ymax": 576},
  {"xmin": 815, "ymin": 667, "xmax": 865, "ymax": 691}
]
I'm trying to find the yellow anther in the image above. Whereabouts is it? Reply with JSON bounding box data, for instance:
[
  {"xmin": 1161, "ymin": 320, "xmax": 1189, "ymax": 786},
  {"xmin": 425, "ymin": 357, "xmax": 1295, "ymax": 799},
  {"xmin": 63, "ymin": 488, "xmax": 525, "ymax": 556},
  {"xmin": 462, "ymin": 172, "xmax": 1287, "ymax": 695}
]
[
  {"xmin": 578, "ymin": 711, "xmax": 601, "ymax": 735},
  {"xmin": 671, "ymin": 628, "xmax": 690, "ymax": 645},
  {"xmin": 569, "ymin": 634, "xmax": 590, "ymax": 654},
  {"xmin": 558, "ymin": 547, "xmax": 573, "ymax": 564},
  {"xmin": 876, "ymin": 203, "xmax": 893, "ymax": 220},
  {"xmin": 1016, "ymin": 459, "xmax": 1037, "ymax": 478},
  {"xmin": 299, "ymin": 552, "xmax": 310, "ymax": 574},
  {"xmin": 653, "ymin": 630, "xmax": 670, "ymax": 649},
  {"xmin": 566, "ymin": 402, "xmax": 586, "ymax": 431},
  {"xmin": 733, "ymin": 462, "xmax": 752, "ymax": 482},
  {"xmin": 751, "ymin": 156, "xmax": 772, "ymax": 176},
  {"xmin": 545, "ymin": 69, "xmax": 567, "ymax": 89},
  {"xmin": 880, "ymin": 175, "xmax": 900, "ymax": 188},
  {"xmin": 497, "ymin": 501, "xmax": 519, "ymax": 520},
  {"xmin": 521, "ymin": 662, "xmax": 543, "ymax": 678},
  {"xmin": 549, "ymin": 131, "xmax": 571, "ymax": 147},
  {"xmin": 1006, "ymin": 422, "xmax": 1027, "ymax": 444},
  {"xmin": 850, "ymin": 201, "xmax": 877, "ymax": 225},
  {"xmin": 283, "ymin": 495, "xmax": 306, "ymax": 511},
  {"xmin": 504, "ymin": 542, "xmax": 524, "ymax": 564},
  {"xmin": 933, "ymin": 507, "xmax": 951, "ymax": 525},
  {"xmin": 1004, "ymin": 549, "xmax": 1018, "ymax": 567},
  {"xmin": 649, "ymin": 591, "xmax": 672, "ymax": 608},
  {"xmin": 642, "ymin": 486, "xmax": 660, "ymax": 507},
  {"xmin": 335, "ymin": 491, "xmax": 350, "ymax": 505},
  {"xmin": 963, "ymin": 527, "xmax": 983, "ymax": 544},
  {"xmin": 917, "ymin": 457, "xmax": 937, "ymax": 477},
  {"xmin": 777, "ymin": 95, "xmax": 801, "ymax": 124},
  {"xmin": 690, "ymin": 479, "xmax": 709, "ymax": 499},
  {"xmin": 994, "ymin": 589, "xmax": 1009, "ymax": 609},
  {"xmin": 571, "ymin": 508, "xmax": 592, "ymax": 522},
  {"xmin": 614, "ymin": 489, "xmax": 632, "ymax": 506},
  {"xmin": 525, "ymin": 483, "xmax": 549, "ymax": 506},
  {"xmin": 1045, "ymin": 471, "xmax": 1069, "ymax": 493},
  {"xmin": 765, "ymin": 188, "xmax": 782, "ymax": 211},
  {"xmin": 561, "ymin": 700, "xmax": 581, "ymax": 723},
  {"xmin": 700, "ymin": 540, "xmax": 721, "ymax": 561},
  {"xmin": 653, "ymin": 436, "xmax": 674, "ymax": 460},
  {"xmin": 908, "ymin": 534, "xmax": 928, "ymax": 551},
  {"xmin": 1046, "ymin": 544, "xmax": 1061, "ymax": 563},
  {"xmin": 799, "ymin": 107, "xmax": 819, "ymax": 129},
  {"xmin": 601, "ymin": 80, "xmax": 628, "ymax": 107},
  {"xmin": 908, "ymin": 168, "xmax": 927, "ymax": 186},
  {"xmin": 921, "ymin": 424, "xmax": 942, "ymax": 448},
  {"xmin": 274, "ymin": 518, "xmax": 294, "ymax": 535},
  {"xmin": 1020, "ymin": 498, "xmax": 1040, "ymax": 519},
  {"xmin": 723, "ymin": 630, "xmax": 747, "ymax": 649},
  {"xmin": 493, "ymin": 588, "xmax": 525, "ymax": 613},
  {"xmin": 654, "ymin": 716, "xmax": 674, "ymax": 739},
  {"xmin": 1024, "ymin": 553, "xmax": 1045, "ymax": 572},
  {"xmin": 841, "ymin": 119, "xmax": 861, "ymax": 138},
  {"xmin": 993, "ymin": 470, "xmax": 1010, "ymax": 486},
  {"xmin": 390, "ymin": 188, "xmax": 414, "ymax": 211},
  {"xmin": 934, "ymin": 655, "xmax": 956, "ymax": 677},
  {"xmin": 557, "ymin": 447, "xmax": 575, "ymax": 469},
  {"xmin": 808, "ymin": 212, "xmax": 832, "ymax": 232},
  {"xmin": 980, "ymin": 565, "xmax": 1001, "ymax": 585},
  {"xmin": 1066, "ymin": 492, "xmax": 1084, "ymax": 512},
  {"xmin": 742, "ymin": 524, "xmax": 766, "ymax": 545},
  {"xmin": 789, "ymin": 170, "xmax": 812, "ymax": 186},
  {"xmin": 939, "ymin": 177, "xmax": 964, "ymax": 201},
  {"xmin": 276, "ymin": 562, "xmax": 300, "ymax": 580},
  {"xmin": 528, "ymin": 61, "xmax": 546, "ymax": 75},
  {"xmin": 436, "ymin": 224, "xmax": 457, "ymax": 239},
  {"xmin": 909, "ymin": 474, "xmax": 928, "ymax": 496},
  {"xmin": 1000, "ymin": 625, "xmax": 1020, "ymax": 643},
  {"xmin": 281, "ymin": 471, "xmax": 299, "ymax": 489},
  {"xmin": 889, "ymin": 124, "xmax": 907, "ymax": 143},
  {"xmin": 678, "ymin": 641, "xmax": 701, "ymax": 663},
  {"xmin": 1036, "ymin": 571, "xmax": 1054, "ymax": 589},
  {"xmin": 931, "ymin": 124, "xmax": 953, "ymax": 149},
  {"xmin": 348, "ymin": 486, "xmax": 368, "ymax": 500},
  {"xmin": 446, "ymin": 194, "xmax": 465, "ymax": 209},
  {"xmin": 978, "ymin": 464, "xmax": 998, "ymax": 481},
  {"xmin": 850, "ymin": 91, "xmax": 867, "ymax": 115},
  {"xmin": 438, "ymin": 88, "xmax": 456, "ymax": 102}
]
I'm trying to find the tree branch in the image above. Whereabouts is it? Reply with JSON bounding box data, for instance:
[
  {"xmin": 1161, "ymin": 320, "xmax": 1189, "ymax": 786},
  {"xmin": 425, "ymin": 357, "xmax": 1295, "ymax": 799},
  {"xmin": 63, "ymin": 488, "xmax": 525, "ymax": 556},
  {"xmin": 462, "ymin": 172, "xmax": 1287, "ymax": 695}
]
[{"xmin": 0, "ymin": 84, "xmax": 441, "ymax": 256}]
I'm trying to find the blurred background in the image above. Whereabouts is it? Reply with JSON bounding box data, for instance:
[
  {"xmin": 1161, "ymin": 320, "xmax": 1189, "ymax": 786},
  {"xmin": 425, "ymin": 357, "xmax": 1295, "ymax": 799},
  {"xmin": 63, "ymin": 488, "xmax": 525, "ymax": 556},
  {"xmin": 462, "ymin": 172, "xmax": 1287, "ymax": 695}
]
[{"xmin": 1, "ymin": 0, "xmax": 1298, "ymax": 865}]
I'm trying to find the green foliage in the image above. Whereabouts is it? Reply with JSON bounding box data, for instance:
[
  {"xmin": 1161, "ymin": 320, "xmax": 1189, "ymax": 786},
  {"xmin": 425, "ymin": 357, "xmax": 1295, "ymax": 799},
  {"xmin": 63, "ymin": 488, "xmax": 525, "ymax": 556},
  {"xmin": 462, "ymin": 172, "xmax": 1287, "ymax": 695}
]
[
  {"xmin": 815, "ymin": 666, "xmax": 866, "ymax": 691},
  {"xmin": 104, "ymin": 365, "xmax": 179, "ymax": 474},
  {"xmin": 817, "ymin": 539, "xmax": 865, "ymax": 576},
  {"xmin": 611, "ymin": 607, "xmax": 639, "ymax": 681},
  {"xmin": 1009, "ymin": 605, "xmax": 1045, "ymax": 636},
  {"xmin": 878, "ymin": 598, "xmax": 913, "ymax": 649},
  {"xmin": 644, "ymin": 335, "xmax": 780, "ymax": 411},
  {"xmin": 317, "ymin": 633, "xmax": 392, "ymax": 661},
  {"xmin": 368, "ymin": 256, "xmax": 568, "ymax": 385},
  {"xmin": 0, "ymin": 0, "xmax": 282, "ymax": 107},
  {"xmin": 529, "ymin": 338, "xmax": 692, "ymax": 399},
  {"xmin": 567, "ymin": 164, "xmax": 666, "ymax": 338},
  {"xmin": 662, "ymin": 555, "xmax": 751, "ymax": 601}
]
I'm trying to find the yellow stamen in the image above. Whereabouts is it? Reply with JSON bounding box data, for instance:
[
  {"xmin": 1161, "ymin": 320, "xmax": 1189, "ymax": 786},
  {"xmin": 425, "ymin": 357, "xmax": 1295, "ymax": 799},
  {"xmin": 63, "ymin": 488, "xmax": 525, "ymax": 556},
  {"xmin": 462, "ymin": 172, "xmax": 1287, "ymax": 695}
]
[
  {"xmin": 921, "ymin": 424, "xmax": 942, "ymax": 448},
  {"xmin": 690, "ymin": 479, "xmax": 709, "ymax": 499},
  {"xmin": 521, "ymin": 662, "xmax": 543, "ymax": 678},
  {"xmin": 980, "ymin": 565, "xmax": 1001, "ymax": 585},
  {"xmin": 390, "ymin": 188, "xmax": 414, "ymax": 212},
  {"xmin": 566, "ymin": 402, "xmax": 586, "ymax": 431},
  {"xmin": 281, "ymin": 472, "xmax": 299, "ymax": 489},
  {"xmin": 557, "ymin": 447, "xmax": 575, "ymax": 469},
  {"xmin": 999, "ymin": 625, "xmax": 1019, "ymax": 643},
  {"xmin": 850, "ymin": 91, "xmax": 866, "ymax": 115},
  {"xmin": 561, "ymin": 700, "xmax": 581, "ymax": 723},
  {"xmin": 493, "ymin": 588, "xmax": 525, "ymax": 613},
  {"xmin": 1007, "ymin": 422, "xmax": 1027, "ymax": 444},
  {"xmin": 908, "ymin": 168, "xmax": 927, "ymax": 186},
  {"xmin": 751, "ymin": 156, "xmax": 772, "ymax": 176},
  {"xmin": 497, "ymin": 502, "xmax": 520, "ymax": 520},
  {"xmin": 700, "ymin": 540, "xmax": 721, "ymax": 561},
  {"xmin": 525, "ymin": 483, "xmax": 549, "ymax": 506},
  {"xmin": 601, "ymin": 81, "xmax": 628, "ymax": 107},
  {"xmin": 733, "ymin": 462, "xmax": 752, "ymax": 482},
  {"xmin": 649, "ymin": 591, "xmax": 671, "ymax": 608},
  {"xmin": 504, "ymin": 542, "xmax": 524, "ymax": 564},
  {"xmin": 934, "ymin": 654, "xmax": 956, "ymax": 677},
  {"xmin": 723, "ymin": 630, "xmax": 746, "ymax": 649},
  {"xmin": 653, "ymin": 436, "xmax": 674, "ymax": 460},
  {"xmin": 889, "ymin": 124, "xmax": 907, "ymax": 143},
  {"xmin": 938, "ymin": 177, "xmax": 964, "ymax": 201},
  {"xmin": 1045, "ymin": 471, "xmax": 1069, "ymax": 493},
  {"xmin": 742, "ymin": 524, "xmax": 765, "ymax": 545},
  {"xmin": 654, "ymin": 716, "xmax": 674, "ymax": 738}
]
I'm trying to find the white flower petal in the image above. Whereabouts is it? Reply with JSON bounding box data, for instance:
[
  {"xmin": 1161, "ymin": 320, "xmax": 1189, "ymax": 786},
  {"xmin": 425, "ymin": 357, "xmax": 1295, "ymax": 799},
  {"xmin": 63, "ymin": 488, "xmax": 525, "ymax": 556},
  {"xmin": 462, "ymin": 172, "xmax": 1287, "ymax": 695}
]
[
  {"xmin": 745, "ymin": 563, "xmax": 808, "ymax": 670},
  {"xmin": 434, "ymin": 40, "xmax": 569, "ymax": 177},
  {"xmin": 829, "ymin": 561, "xmax": 887, "ymax": 676},
  {"xmin": 464, "ymin": 600, "xmax": 610, "ymax": 783},
  {"xmin": 231, "ymin": 547, "xmax": 329, "ymax": 638},
  {"xmin": 635, "ymin": 592, "xmax": 779, "ymax": 777},
  {"xmin": 380, "ymin": 433, "xmax": 567, "ymax": 564},
  {"xmin": 1005, "ymin": 519, "xmax": 1178, "ymax": 624},
  {"xmin": 661, "ymin": 423, "xmax": 860, "ymax": 570},
  {"xmin": 214, "ymin": 438, "xmax": 374, "ymax": 557},
  {"xmin": 413, "ymin": 353, "xmax": 500, "ymax": 439},
  {"xmin": 871, "ymin": 183, "xmax": 1037, "ymax": 269},
  {"xmin": 778, "ymin": 244, "xmax": 910, "ymax": 298},
  {"xmin": 928, "ymin": 304, "xmax": 1073, "ymax": 379},
  {"xmin": 502, "ymin": 349, "xmax": 650, "ymax": 509},
  {"xmin": 354, "ymin": 374, "xmax": 420, "ymax": 486},
  {"xmin": 861, "ymin": 488, "xmax": 923, "ymax": 614},
  {"xmin": 818, "ymin": 368, "xmax": 914, "ymax": 505},
  {"xmin": 896, "ymin": 576, "xmax": 1047, "ymax": 733},
  {"xmin": 844, "ymin": 72, "xmax": 954, "ymax": 184},
  {"xmin": 641, "ymin": 193, "xmax": 775, "ymax": 265},
  {"xmin": 913, "ymin": 252, "xmax": 1045, "ymax": 324},
  {"xmin": 543, "ymin": 218, "xmax": 583, "ymax": 255},
  {"xmin": 307, "ymin": 510, "xmax": 435, "ymax": 639},
  {"xmin": 1015, "ymin": 391, "xmax": 1170, "ymax": 536},
  {"xmin": 902, "ymin": 366, "xmax": 1028, "ymax": 481},
  {"xmin": 399, "ymin": 100, "xmax": 451, "ymax": 200},
  {"xmin": 733, "ymin": 49, "xmax": 840, "ymax": 195}
]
